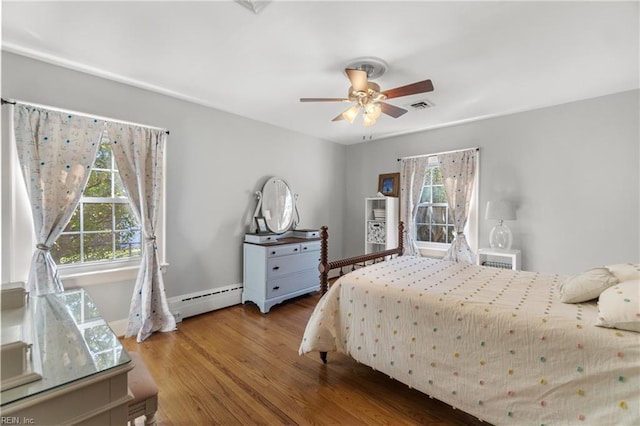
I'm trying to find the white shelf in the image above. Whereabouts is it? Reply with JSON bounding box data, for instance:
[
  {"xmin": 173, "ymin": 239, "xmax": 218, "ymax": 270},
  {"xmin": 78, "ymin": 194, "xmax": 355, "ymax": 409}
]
[
  {"xmin": 476, "ymin": 248, "xmax": 521, "ymax": 270},
  {"xmin": 365, "ymin": 197, "xmax": 399, "ymax": 254}
]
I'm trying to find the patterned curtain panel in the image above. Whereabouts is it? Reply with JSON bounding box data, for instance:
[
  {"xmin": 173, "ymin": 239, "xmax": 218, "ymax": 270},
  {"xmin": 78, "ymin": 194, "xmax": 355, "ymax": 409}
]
[
  {"xmin": 13, "ymin": 104, "xmax": 104, "ymax": 295},
  {"xmin": 108, "ymin": 123, "xmax": 176, "ymax": 342},
  {"xmin": 400, "ymin": 157, "xmax": 429, "ymax": 256},
  {"xmin": 439, "ymin": 149, "xmax": 478, "ymax": 263}
]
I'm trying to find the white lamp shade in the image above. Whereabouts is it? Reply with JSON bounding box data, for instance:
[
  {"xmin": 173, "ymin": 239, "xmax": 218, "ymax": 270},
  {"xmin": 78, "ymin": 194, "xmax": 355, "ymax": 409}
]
[{"xmin": 485, "ymin": 200, "xmax": 516, "ymax": 221}]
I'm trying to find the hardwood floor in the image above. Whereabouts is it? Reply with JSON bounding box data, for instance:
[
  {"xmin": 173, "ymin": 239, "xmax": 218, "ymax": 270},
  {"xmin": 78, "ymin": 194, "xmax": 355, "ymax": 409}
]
[{"xmin": 121, "ymin": 293, "xmax": 486, "ymax": 425}]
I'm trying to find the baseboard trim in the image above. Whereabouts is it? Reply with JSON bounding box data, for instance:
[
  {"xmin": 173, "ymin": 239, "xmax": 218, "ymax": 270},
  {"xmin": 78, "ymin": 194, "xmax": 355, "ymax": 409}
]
[{"xmin": 110, "ymin": 284, "xmax": 243, "ymax": 337}]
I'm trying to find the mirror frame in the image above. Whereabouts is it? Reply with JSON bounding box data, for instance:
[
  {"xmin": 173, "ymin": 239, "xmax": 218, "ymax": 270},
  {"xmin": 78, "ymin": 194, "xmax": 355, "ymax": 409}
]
[{"xmin": 260, "ymin": 177, "xmax": 295, "ymax": 234}]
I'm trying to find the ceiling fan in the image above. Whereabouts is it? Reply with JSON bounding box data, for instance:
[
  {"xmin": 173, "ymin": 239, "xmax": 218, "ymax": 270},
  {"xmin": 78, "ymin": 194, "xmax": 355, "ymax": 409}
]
[{"xmin": 300, "ymin": 58, "xmax": 434, "ymax": 126}]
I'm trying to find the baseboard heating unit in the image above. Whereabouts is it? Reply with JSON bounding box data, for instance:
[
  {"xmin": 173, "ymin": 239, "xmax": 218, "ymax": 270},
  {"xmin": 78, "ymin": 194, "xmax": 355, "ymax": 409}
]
[{"xmin": 168, "ymin": 284, "xmax": 243, "ymax": 322}]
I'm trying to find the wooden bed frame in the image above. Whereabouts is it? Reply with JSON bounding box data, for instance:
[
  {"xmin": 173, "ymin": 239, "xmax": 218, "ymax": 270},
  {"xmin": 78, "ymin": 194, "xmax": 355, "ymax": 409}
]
[{"xmin": 317, "ymin": 222, "xmax": 404, "ymax": 363}]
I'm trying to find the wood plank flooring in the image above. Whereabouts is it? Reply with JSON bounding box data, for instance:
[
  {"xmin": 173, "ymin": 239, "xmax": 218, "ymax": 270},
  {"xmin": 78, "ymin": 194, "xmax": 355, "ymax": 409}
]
[{"xmin": 121, "ymin": 293, "xmax": 486, "ymax": 425}]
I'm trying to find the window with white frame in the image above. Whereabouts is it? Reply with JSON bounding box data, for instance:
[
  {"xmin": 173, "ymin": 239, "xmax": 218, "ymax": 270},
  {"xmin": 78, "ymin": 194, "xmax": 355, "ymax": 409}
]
[
  {"xmin": 412, "ymin": 153, "xmax": 479, "ymax": 253},
  {"xmin": 51, "ymin": 136, "xmax": 142, "ymax": 266},
  {"xmin": 414, "ymin": 157, "xmax": 456, "ymax": 245}
]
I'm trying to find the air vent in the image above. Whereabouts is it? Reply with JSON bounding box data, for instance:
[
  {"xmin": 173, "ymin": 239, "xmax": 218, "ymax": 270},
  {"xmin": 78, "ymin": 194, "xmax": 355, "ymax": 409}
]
[{"xmin": 407, "ymin": 98, "xmax": 435, "ymax": 110}]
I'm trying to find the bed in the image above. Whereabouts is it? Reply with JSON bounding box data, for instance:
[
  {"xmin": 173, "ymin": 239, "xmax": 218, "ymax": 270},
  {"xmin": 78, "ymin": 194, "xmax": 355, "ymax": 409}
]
[{"xmin": 299, "ymin": 226, "xmax": 639, "ymax": 425}]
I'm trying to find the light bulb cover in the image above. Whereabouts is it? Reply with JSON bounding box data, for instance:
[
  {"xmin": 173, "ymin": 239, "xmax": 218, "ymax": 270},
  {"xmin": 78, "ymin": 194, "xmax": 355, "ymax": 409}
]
[
  {"xmin": 362, "ymin": 112, "xmax": 376, "ymax": 126},
  {"xmin": 342, "ymin": 105, "xmax": 360, "ymax": 124}
]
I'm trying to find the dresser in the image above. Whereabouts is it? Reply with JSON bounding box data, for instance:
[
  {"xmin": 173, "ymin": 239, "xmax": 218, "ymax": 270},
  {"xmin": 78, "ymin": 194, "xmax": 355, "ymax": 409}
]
[
  {"xmin": 243, "ymin": 236, "xmax": 321, "ymax": 313},
  {"xmin": 1, "ymin": 288, "xmax": 132, "ymax": 425}
]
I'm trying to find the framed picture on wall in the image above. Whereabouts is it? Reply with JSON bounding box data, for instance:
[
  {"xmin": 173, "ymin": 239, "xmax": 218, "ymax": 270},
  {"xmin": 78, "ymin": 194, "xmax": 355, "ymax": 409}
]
[
  {"xmin": 378, "ymin": 173, "xmax": 400, "ymax": 197},
  {"xmin": 255, "ymin": 217, "xmax": 269, "ymax": 234}
]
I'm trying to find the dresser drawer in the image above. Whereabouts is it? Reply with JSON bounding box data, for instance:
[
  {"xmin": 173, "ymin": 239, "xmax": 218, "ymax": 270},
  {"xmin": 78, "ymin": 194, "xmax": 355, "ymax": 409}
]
[
  {"xmin": 267, "ymin": 244, "xmax": 301, "ymax": 258},
  {"xmin": 267, "ymin": 251, "xmax": 320, "ymax": 278},
  {"xmin": 266, "ymin": 270, "xmax": 319, "ymax": 298},
  {"xmin": 301, "ymin": 241, "xmax": 321, "ymax": 253}
]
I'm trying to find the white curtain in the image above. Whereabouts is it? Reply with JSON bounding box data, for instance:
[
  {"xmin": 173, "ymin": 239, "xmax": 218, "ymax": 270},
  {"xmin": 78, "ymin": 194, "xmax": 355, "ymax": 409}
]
[
  {"xmin": 13, "ymin": 104, "xmax": 104, "ymax": 295},
  {"xmin": 400, "ymin": 157, "xmax": 429, "ymax": 256},
  {"xmin": 439, "ymin": 149, "xmax": 478, "ymax": 263},
  {"xmin": 109, "ymin": 123, "xmax": 176, "ymax": 342}
]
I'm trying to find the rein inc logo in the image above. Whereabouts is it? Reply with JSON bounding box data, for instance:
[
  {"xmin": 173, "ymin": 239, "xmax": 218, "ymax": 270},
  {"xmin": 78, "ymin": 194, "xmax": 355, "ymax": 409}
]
[{"xmin": 1, "ymin": 418, "xmax": 35, "ymax": 424}]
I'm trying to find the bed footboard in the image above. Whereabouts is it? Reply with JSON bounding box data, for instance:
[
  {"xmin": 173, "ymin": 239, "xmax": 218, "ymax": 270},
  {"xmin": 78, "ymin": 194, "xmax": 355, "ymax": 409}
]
[
  {"xmin": 316, "ymin": 222, "xmax": 403, "ymax": 363},
  {"xmin": 318, "ymin": 222, "xmax": 404, "ymax": 295}
]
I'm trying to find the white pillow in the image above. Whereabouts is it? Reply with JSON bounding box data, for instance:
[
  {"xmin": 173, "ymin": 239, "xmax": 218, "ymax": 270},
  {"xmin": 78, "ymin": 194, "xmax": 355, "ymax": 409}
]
[
  {"xmin": 606, "ymin": 263, "xmax": 640, "ymax": 282},
  {"xmin": 558, "ymin": 267, "xmax": 619, "ymax": 303},
  {"xmin": 595, "ymin": 280, "xmax": 640, "ymax": 332}
]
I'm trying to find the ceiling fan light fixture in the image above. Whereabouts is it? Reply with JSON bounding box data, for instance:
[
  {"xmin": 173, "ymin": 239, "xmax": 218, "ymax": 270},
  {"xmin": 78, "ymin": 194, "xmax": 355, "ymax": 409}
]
[
  {"xmin": 342, "ymin": 105, "xmax": 360, "ymax": 123},
  {"xmin": 362, "ymin": 113, "xmax": 376, "ymax": 126},
  {"xmin": 364, "ymin": 102, "xmax": 382, "ymax": 120}
]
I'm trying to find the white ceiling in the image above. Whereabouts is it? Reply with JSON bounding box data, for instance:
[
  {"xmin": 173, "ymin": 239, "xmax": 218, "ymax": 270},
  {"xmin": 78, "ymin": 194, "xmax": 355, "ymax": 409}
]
[{"xmin": 2, "ymin": 1, "xmax": 638, "ymax": 145}]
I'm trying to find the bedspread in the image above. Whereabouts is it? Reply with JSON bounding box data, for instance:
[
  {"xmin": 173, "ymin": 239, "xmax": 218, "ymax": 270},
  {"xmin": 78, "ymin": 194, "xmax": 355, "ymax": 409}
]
[{"xmin": 299, "ymin": 256, "xmax": 640, "ymax": 425}]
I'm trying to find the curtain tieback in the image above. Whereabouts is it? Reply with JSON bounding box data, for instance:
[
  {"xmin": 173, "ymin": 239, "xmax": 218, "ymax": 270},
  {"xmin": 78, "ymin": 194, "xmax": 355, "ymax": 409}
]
[
  {"xmin": 456, "ymin": 232, "xmax": 464, "ymax": 235},
  {"xmin": 36, "ymin": 243, "xmax": 51, "ymax": 251},
  {"xmin": 146, "ymin": 236, "xmax": 157, "ymax": 250}
]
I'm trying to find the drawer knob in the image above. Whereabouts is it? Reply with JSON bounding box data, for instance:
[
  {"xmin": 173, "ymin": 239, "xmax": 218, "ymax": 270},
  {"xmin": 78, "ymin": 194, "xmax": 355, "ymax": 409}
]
[
  {"xmin": 271, "ymin": 251, "xmax": 276, "ymax": 255},
  {"xmin": 272, "ymin": 286, "xmax": 280, "ymax": 291},
  {"xmin": 272, "ymin": 266, "xmax": 280, "ymax": 270},
  {"xmin": 294, "ymin": 248, "xmax": 299, "ymax": 252}
]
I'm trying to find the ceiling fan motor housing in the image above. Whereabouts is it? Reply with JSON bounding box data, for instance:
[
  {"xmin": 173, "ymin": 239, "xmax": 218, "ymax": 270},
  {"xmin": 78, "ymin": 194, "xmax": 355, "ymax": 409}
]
[{"xmin": 344, "ymin": 57, "xmax": 389, "ymax": 80}]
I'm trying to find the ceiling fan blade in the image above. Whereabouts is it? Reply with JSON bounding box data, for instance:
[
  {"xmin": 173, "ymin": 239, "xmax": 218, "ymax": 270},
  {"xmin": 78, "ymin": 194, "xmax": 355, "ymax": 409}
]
[
  {"xmin": 383, "ymin": 79, "xmax": 434, "ymax": 99},
  {"xmin": 345, "ymin": 68, "xmax": 368, "ymax": 92},
  {"xmin": 380, "ymin": 102, "xmax": 408, "ymax": 118},
  {"xmin": 331, "ymin": 112, "xmax": 345, "ymax": 122},
  {"xmin": 300, "ymin": 98, "xmax": 349, "ymax": 102}
]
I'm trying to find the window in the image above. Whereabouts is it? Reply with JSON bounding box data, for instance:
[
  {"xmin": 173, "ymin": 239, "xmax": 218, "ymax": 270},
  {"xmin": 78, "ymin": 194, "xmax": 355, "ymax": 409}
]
[
  {"xmin": 51, "ymin": 137, "xmax": 141, "ymax": 266},
  {"xmin": 414, "ymin": 158, "xmax": 455, "ymax": 245}
]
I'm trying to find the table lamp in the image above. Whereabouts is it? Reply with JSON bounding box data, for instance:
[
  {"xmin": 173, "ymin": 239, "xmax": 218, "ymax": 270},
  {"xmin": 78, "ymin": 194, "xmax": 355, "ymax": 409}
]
[{"xmin": 485, "ymin": 200, "xmax": 516, "ymax": 250}]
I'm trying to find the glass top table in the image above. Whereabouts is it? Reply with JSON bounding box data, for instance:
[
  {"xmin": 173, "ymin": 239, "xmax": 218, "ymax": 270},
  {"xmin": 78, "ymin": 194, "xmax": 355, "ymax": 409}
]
[{"xmin": 1, "ymin": 288, "xmax": 131, "ymax": 407}]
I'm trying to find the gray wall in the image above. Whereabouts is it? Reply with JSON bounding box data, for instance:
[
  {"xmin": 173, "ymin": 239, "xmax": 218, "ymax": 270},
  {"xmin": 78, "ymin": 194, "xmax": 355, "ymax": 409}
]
[
  {"xmin": 3, "ymin": 50, "xmax": 638, "ymax": 323},
  {"xmin": 344, "ymin": 90, "xmax": 640, "ymax": 274},
  {"xmin": 1, "ymin": 52, "xmax": 346, "ymax": 321}
]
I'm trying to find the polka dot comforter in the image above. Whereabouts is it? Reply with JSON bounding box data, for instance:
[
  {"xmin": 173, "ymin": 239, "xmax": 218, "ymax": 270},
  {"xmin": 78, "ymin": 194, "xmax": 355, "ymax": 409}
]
[{"xmin": 299, "ymin": 256, "xmax": 639, "ymax": 425}]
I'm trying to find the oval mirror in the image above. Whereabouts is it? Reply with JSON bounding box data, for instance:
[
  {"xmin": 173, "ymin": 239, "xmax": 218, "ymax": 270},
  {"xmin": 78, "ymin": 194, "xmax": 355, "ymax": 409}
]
[{"xmin": 261, "ymin": 177, "xmax": 294, "ymax": 234}]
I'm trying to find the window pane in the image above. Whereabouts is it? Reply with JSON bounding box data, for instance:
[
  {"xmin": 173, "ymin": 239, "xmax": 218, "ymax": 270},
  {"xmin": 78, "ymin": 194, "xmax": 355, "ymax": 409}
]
[
  {"xmin": 116, "ymin": 230, "xmax": 141, "ymax": 259},
  {"xmin": 114, "ymin": 204, "xmax": 137, "ymax": 230},
  {"xmin": 93, "ymin": 142, "xmax": 112, "ymax": 170},
  {"xmin": 84, "ymin": 232, "xmax": 113, "ymax": 261},
  {"xmin": 84, "ymin": 170, "xmax": 112, "ymax": 197},
  {"xmin": 424, "ymin": 168, "xmax": 432, "ymax": 185},
  {"xmin": 114, "ymin": 172, "xmax": 127, "ymax": 197},
  {"xmin": 84, "ymin": 203, "xmax": 113, "ymax": 232},
  {"xmin": 416, "ymin": 225, "xmax": 430, "ymax": 241},
  {"xmin": 431, "ymin": 226, "xmax": 447, "ymax": 243},
  {"xmin": 432, "ymin": 206, "xmax": 447, "ymax": 224},
  {"xmin": 433, "ymin": 186, "xmax": 447, "ymax": 203},
  {"xmin": 432, "ymin": 167, "xmax": 443, "ymax": 185},
  {"xmin": 51, "ymin": 234, "xmax": 80, "ymax": 264},
  {"xmin": 415, "ymin": 206, "xmax": 429, "ymax": 224},
  {"xmin": 419, "ymin": 187, "xmax": 431, "ymax": 203},
  {"xmin": 64, "ymin": 209, "xmax": 80, "ymax": 232}
]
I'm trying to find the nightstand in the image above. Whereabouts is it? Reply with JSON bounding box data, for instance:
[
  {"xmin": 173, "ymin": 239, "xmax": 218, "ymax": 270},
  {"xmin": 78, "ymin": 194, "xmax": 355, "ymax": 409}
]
[{"xmin": 476, "ymin": 248, "xmax": 521, "ymax": 270}]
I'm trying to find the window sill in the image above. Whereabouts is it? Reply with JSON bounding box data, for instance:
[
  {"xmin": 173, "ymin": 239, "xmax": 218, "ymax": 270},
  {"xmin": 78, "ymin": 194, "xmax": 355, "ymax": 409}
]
[
  {"xmin": 414, "ymin": 243, "xmax": 449, "ymax": 259},
  {"xmin": 59, "ymin": 263, "xmax": 168, "ymax": 288}
]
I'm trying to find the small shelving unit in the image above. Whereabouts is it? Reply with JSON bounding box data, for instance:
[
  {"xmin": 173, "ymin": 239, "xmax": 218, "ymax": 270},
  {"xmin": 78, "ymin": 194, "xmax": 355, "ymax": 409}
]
[
  {"xmin": 476, "ymin": 248, "xmax": 521, "ymax": 270},
  {"xmin": 365, "ymin": 197, "xmax": 399, "ymax": 254}
]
